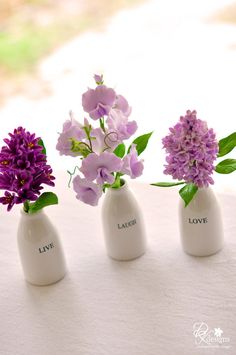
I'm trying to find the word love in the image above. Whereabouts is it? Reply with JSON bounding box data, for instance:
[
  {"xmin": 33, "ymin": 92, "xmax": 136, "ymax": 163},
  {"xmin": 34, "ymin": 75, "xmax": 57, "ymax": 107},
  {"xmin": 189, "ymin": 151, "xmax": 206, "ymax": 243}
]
[
  {"xmin": 39, "ymin": 242, "xmax": 54, "ymax": 254},
  {"xmin": 118, "ymin": 219, "xmax": 137, "ymax": 230},
  {"xmin": 189, "ymin": 217, "xmax": 208, "ymax": 224}
]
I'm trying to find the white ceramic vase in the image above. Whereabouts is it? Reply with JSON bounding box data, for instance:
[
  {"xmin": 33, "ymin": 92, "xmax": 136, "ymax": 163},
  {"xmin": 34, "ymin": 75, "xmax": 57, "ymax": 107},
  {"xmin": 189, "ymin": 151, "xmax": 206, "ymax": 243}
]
[
  {"xmin": 17, "ymin": 209, "xmax": 66, "ymax": 286},
  {"xmin": 178, "ymin": 187, "xmax": 224, "ymax": 256},
  {"xmin": 102, "ymin": 181, "xmax": 147, "ymax": 261}
]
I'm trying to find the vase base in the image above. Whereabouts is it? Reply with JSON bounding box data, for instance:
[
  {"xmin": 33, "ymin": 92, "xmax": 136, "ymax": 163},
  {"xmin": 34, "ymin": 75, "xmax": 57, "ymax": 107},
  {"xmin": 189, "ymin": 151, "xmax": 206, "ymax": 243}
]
[
  {"xmin": 108, "ymin": 250, "xmax": 146, "ymax": 262},
  {"xmin": 25, "ymin": 270, "xmax": 67, "ymax": 287},
  {"xmin": 183, "ymin": 246, "xmax": 223, "ymax": 257}
]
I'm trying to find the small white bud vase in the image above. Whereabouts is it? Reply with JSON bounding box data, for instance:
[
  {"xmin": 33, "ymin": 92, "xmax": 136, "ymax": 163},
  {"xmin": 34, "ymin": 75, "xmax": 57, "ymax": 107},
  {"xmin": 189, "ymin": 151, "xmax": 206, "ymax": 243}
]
[
  {"xmin": 102, "ymin": 181, "xmax": 147, "ymax": 261},
  {"xmin": 17, "ymin": 209, "xmax": 66, "ymax": 286},
  {"xmin": 178, "ymin": 187, "xmax": 224, "ymax": 256}
]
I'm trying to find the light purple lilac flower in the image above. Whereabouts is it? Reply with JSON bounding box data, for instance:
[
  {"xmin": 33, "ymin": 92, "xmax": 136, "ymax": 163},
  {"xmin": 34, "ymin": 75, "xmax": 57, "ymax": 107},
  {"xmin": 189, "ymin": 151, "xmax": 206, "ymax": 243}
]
[
  {"xmin": 107, "ymin": 109, "xmax": 137, "ymax": 141},
  {"xmin": 73, "ymin": 175, "xmax": 102, "ymax": 206},
  {"xmin": 0, "ymin": 127, "xmax": 55, "ymax": 210},
  {"xmin": 80, "ymin": 151, "xmax": 122, "ymax": 185},
  {"xmin": 122, "ymin": 144, "xmax": 144, "ymax": 179},
  {"xmin": 162, "ymin": 110, "xmax": 218, "ymax": 187},
  {"xmin": 56, "ymin": 116, "xmax": 86, "ymax": 156},
  {"xmin": 82, "ymin": 85, "xmax": 116, "ymax": 120}
]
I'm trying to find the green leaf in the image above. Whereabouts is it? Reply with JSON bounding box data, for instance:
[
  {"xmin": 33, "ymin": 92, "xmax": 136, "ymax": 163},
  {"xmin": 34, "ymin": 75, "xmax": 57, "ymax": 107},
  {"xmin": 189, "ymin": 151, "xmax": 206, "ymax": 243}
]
[
  {"xmin": 151, "ymin": 181, "xmax": 185, "ymax": 187},
  {"xmin": 113, "ymin": 143, "xmax": 126, "ymax": 158},
  {"xmin": 28, "ymin": 192, "xmax": 58, "ymax": 214},
  {"xmin": 38, "ymin": 138, "xmax": 46, "ymax": 155},
  {"xmin": 215, "ymin": 159, "xmax": 236, "ymax": 174},
  {"xmin": 218, "ymin": 132, "xmax": 236, "ymax": 157},
  {"xmin": 179, "ymin": 183, "xmax": 198, "ymax": 207},
  {"xmin": 128, "ymin": 131, "xmax": 153, "ymax": 156}
]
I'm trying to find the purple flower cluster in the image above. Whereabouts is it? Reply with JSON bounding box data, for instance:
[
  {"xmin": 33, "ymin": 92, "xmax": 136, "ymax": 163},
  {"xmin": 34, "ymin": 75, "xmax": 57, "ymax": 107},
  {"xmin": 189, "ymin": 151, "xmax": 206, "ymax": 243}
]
[
  {"xmin": 162, "ymin": 110, "xmax": 218, "ymax": 187},
  {"xmin": 72, "ymin": 144, "xmax": 143, "ymax": 206},
  {"xmin": 0, "ymin": 127, "xmax": 55, "ymax": 211},
  {"xmin": 57, "ymin": 75, "xmax": 144, "ymax": 206}
]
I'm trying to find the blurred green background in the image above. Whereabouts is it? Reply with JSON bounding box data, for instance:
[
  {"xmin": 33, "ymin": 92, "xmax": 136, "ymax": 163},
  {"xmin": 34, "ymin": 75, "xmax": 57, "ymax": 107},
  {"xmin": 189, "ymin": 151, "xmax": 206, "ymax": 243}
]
[{"xmin": 0, "ymin": 0, "xmax": 143, "ymax": 99}]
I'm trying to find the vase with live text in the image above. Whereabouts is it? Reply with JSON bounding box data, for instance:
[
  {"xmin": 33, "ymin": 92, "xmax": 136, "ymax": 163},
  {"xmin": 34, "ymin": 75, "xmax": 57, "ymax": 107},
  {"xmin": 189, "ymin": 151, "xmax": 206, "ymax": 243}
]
[{"xmin": 17, "ymin": 209, "xmax": 66, "ymax": 285}]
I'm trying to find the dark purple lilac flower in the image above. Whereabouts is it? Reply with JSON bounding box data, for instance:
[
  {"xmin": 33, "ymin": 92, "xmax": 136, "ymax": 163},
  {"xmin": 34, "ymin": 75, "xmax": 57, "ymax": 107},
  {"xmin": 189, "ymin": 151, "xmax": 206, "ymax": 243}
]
[
  {"xmin": 162, "ymin": 110, "xmax": 218, "ymax": 187},
  {"xmin": 0, "ymin": 191, "xmax": 19, "ymax": 211},
  {"xmin": 0, "ymin": 172, "xmax": 14, "ymax": 190},
  {"xmin": 0, "ymin": 127, "xmax": 55, "ymax": 211},
  {"xmin": 0, "ymin": 127, "xmax": 45, "ymax": 174}
]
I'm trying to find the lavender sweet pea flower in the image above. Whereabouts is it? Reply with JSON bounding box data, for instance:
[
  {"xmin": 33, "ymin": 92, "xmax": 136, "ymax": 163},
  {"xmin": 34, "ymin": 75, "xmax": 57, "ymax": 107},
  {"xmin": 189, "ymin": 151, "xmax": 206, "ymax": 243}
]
[
  {"xmin": 80, "ymin": 151, "xmax": 122, "ymax": 185},
  {"xmin": 82, "ymin": 85, "xmax": 116, "ymax": 120},
  {"xmin": 90, "ymin": 128, "xmax": 120, "ymax": 154},
  {"xmin": 94, "ymin": 74, "xmax": 103, "ymax": 84},
  {"xmin": 115, "ymin": 95, "xmax": 132, "ymax": 116},
  {"xmin": 73, "ymin": 175, "xmax": 102, "ymax": 206},
  {"xmin": 89, "ymin": 128, "xmax": 106, "ymax": 154},
  {"xmin": 107, "ymin": 109, "xmax": 137, "ymax": 141},
  {"xmin": 121, "ymin": 144, "xmax": 144, "ymax": 179},
  {"xmin": 56, "ymin": 118, "xmax": 86, "ymax": 156}
]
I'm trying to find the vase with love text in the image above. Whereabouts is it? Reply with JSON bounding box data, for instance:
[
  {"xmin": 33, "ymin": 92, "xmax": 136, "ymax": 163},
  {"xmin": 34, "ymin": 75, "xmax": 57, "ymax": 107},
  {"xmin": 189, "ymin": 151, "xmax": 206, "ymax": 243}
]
[
  {"xmin": 17, "ymin": 209, "xmax": 67, "ymax": 286},
  {"xmin": 102, "ymin": 180, "xmax": 147, "ymax": 261},
  {"xmin": 178, "ymin": 187, "xmax": 224, "ymax": 256}
]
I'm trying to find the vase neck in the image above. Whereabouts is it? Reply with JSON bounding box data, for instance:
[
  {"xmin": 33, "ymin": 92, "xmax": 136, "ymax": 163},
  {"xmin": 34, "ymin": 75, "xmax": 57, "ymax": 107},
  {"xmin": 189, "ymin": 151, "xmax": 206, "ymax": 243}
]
[{"xmin": 195, "ymin": 186, "xmax": 213, "ymax": 196}]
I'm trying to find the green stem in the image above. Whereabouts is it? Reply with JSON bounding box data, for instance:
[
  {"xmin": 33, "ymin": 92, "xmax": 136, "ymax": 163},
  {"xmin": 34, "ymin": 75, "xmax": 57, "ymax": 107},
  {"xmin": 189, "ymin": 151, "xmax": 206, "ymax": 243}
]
[
  {"xmin": 23, "ymin": 200, "xmax": 30, "ymax": 213},
  {"xmin": 83, "ymin": 126, "xmax": 93, "ymax": 151},
  {"xmin": 112, "ymin": 173, "xmax": 121, "ymax": 189},
  {"xmin": 78, "ymin": 141, "xmax": 93, "ymax": 153},
  {"xmin": 87, "ymin": 137, "xmax": 93, "ymax": 151},
  {"xmin": 99, "ymin": 117, "xmax": 106, "ymax": 133},
  {"xmin": 67, "ymin": 166, "xmax": 80, "ymax": 188}
]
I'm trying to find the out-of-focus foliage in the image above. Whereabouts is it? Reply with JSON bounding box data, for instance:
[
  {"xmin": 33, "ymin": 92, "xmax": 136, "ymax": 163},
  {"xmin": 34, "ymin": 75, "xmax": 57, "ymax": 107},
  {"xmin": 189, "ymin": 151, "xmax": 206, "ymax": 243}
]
[
  {"xmin": 0, "ymin": 0, "xmax": 143, "ymax": 75},
  {"xmin": 212, "ymin": 2, "xmax": 236, "ymax": 24}
]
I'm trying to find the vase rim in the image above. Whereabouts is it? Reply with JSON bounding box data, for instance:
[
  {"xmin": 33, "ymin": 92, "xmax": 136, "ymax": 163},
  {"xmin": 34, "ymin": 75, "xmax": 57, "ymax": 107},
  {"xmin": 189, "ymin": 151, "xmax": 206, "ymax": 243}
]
[
  {"xmin": 110, "ymin": 179, "xmax": 127, "ymax": 192},
  {"xmin": 20, "ymin": 208, "xmax": 44, "ymax": 217}
]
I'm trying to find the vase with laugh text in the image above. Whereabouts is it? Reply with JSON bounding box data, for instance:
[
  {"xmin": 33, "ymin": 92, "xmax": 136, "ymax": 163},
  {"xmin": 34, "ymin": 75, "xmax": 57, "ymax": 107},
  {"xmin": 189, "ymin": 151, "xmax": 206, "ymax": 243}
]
[
  {"xmin": 178, "ymin": 187, "xmax": 224, "ymax": 256},
  {"xmin": 102, "ymin": 180, "xmax": 147, "ymax": 261}
]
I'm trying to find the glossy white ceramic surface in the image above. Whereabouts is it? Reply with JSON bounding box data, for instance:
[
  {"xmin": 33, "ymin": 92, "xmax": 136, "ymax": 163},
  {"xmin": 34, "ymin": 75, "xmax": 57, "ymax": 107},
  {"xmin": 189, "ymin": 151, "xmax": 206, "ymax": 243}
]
[
  {"xmin": 17, "ymin": 209, "xmax": 66, "ymax": 285},
  {"xmin": 179, "ymin": 187, "xmax": 224, "ymax": 256},
  {"xmin": 102, "ymin": 182, "xmax": 147, "ymax": 261}
]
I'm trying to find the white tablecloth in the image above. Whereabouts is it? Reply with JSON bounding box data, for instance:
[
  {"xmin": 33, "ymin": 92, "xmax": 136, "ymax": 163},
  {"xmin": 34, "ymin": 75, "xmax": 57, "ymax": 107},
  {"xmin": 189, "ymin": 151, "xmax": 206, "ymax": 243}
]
[{"xmin": 0, "ymin": 172, "xmax": 236, "ymax": 355}]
